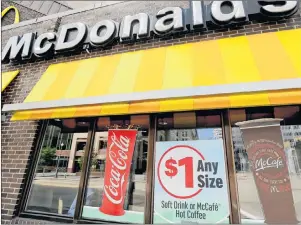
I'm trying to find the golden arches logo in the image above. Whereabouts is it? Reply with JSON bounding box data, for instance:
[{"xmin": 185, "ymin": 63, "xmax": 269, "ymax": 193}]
[{"xmin": 1, "ymin": 6, "xmax": 20, "ymax": 24}]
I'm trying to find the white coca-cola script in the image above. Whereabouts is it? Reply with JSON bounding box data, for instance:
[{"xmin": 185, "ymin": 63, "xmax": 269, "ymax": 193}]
[
  {"xmin": 255, "ymin": 157, "xmax": 284, "ymax": 172},
  {"xmin": 103, "ymin": 132, "xmax": 130, "ymax": 205}
]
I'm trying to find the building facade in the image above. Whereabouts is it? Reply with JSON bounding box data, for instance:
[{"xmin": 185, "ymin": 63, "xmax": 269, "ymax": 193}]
[
  {"xmin": 1, "ymin": 1, "xmax": 301, "ymax": 224},
  {"xmin": 1, "ymin": 0, "xmax": 72, "ymax": 26}
]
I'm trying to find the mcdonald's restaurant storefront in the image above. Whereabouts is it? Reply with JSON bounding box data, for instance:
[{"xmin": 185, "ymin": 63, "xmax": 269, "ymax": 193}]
[{"xmin": 1, "ymin": 1, "xmax": 301, "ymax": 224}]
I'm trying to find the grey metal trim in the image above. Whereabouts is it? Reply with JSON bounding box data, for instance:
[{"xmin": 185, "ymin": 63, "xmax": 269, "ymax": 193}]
[
  {"xmin": 2, "ymin": 78, "xmax": 301, "ymax": 113},
  {"xmin": 239, "ymin": 124, "xmax": 280, "ymax": 129}
]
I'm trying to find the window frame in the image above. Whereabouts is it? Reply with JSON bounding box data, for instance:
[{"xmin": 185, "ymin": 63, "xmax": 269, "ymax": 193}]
[{"xmin": 17, "ymin": 111, "xmax": 242, "ymax": 224}]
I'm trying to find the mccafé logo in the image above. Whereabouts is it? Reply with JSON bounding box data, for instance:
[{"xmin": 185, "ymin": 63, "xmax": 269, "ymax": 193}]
[
  {"xmin": 1, "ymin": 6, "xmax": 20, "ymax": 24},
  {"xmin": 251, "ymin": 143, "xmax": 287, "ymax": 176},
  {"xmin": 1, "ymin": 0, "xmax": 299, "ymax": 64},
  {"xmin": 255, "ymin": 156, "xmax": 284, "ymax": 172},
  {"xmin": 248, "ymin": 139, "xmax": 289, "ymax": 190}
]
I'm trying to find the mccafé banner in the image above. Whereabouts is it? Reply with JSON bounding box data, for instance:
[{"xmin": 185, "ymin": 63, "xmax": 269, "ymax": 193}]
[{"xmin": 236, "ymin": 119, "xmax": 299, "ymax": 224}]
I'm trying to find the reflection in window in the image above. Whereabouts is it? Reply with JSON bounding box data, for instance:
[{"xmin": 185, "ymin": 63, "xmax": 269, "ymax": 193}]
[
  {"xmin": 26, "ymin": 119, "xmax": 90, "ymax": 216},
  {"xmin": 230, "ymin": 106, "xmax": 301, "ymax": 223},
  {"xmin": 157, "ymin": 112, "xmax": 223, "ymax": 142},
  {"xmin": 76, "ymin": 142, "xmax": 86, "ymax": 151},
  {"xmin": 98, "ymin": 140, "xmax": 107, "ymax": 150}
]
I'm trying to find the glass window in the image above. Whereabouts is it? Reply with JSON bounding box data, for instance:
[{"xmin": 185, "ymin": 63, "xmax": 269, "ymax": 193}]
[
  {"xmin": 81, "ymin": 115, "xmax": 149, "ymax": 223},
  {"xmin": 99, "ymin": 140, "xmax": 107, "ymax": 150},
  {"xmin": 26, "ymin": 119, "xmax": 90, "ymax": 216},
  {"xmin": 76, "ymin": 141, "xmax": 86, "ymax": 151},
  {"xmin": 154, "ymin": 111, "xmax": 230, "ymax": 224},
  {"xmin": 157, "ymin": 112, "xmax": 223, "ymax": 142},
  {"xmin": 230, "ymin": 106, "xmax": 301, "ymax": 224}
]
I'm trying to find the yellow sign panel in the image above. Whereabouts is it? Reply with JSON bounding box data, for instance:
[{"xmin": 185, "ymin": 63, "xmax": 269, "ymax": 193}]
[
  {"xmin": 1, "ymin": 6, "xmax": 20, "ymax": 24},
  {"xmin": 2, "ymin": 70, "xmax": 20, "ymax": 92}
]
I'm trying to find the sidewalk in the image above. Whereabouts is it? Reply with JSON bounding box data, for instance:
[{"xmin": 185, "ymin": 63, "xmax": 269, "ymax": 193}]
[
  {"xmin": 237, "ymin": 172, "xmax": 301, "ymax": 219},
  {"xmin": 31, "ymin": 172, "xmax": 301, "ymax": 220},
  {"xmin": 33, "ymin": 174, "xmax": 147, "ymax": 191}
]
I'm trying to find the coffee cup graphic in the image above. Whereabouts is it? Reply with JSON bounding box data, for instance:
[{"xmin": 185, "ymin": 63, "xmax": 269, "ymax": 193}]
[{"xmin": 236, "ymin": 119, "xmax": 298, "ymax": 224}]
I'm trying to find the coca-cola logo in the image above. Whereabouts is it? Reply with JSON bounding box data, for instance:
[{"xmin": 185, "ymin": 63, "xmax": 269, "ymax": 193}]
[{"xmin": 103, "ymin": 132, "xmax": 130, "ymax": 205}]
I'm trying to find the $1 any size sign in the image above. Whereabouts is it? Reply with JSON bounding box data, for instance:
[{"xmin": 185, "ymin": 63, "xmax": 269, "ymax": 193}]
[{"xmin": 153, "ymin": 140, "xmax": 230, "ymax": 224}]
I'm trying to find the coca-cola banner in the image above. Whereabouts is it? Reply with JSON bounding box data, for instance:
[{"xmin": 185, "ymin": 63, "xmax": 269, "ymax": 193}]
[
  {"xmin": 99, "ymin": 129, "xmax": 138, "ymax": 216},
  {"xmin": 236, "ymin": 119, "xmax": 299, "ymax": 224}
]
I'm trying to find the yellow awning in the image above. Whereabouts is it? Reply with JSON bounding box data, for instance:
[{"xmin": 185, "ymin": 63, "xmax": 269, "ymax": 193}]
[
  {"xmin": 9, "ymin": 29, "xmax": 301, "ymax": 121},
  {"xmin": 2, "ymin": 70, "xmax": 20, "ymax": 92}
]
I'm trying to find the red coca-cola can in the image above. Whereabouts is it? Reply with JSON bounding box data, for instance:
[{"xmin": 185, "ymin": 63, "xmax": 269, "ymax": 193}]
[{"xmin": 99, "ymin": 129, "xmax": 138, "ymax": 216}]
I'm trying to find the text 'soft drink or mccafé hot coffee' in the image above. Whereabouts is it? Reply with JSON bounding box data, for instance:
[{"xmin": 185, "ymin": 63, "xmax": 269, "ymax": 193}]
[
  {"xmin": 236, "ymin": 119, "xmax": 298, "ymax": 224},
  {"xmin": 99, "ymin": 129, "xmax": 137, "ymax": 216}
]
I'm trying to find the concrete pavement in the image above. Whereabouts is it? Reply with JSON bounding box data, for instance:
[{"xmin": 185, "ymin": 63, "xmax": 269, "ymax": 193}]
[
  {"xmin": 28, "ymin": 174, "xmax": 147, "ymax": 214},
  {"xmin": 28, "ymin": 172, "xmax": 301, "ymax": 221},
  {"xmin": 237, "ymin": 172, "xmax": 301, "ymax": 220},
  {"xmin": 33, "ymin": 174, "xmax": 146, "ymax": 190}
]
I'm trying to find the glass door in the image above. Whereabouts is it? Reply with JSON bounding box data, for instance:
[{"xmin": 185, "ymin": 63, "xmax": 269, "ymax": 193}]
[
  {"xmin": 154, "ymin": 111, "xmax": 231, "ymax": 224},
  {"xmin": 25, "ymin": 119, "xmax": 90, "ymax": 216},
  {"xmin": 81, "ymin": 115, "xmax": 150, "ymax": 223}
]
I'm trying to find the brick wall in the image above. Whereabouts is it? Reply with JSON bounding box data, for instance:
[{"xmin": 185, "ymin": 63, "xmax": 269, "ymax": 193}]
[
  {"xmin": 1, "ymin": 1, "xmax": 45, "ymax": 26},
  {"xmin": 1, "ymin": 120, "xmax": 41, "ymax": 223},
  {"xmin": 1, "ymin": 1, "xmax": 301, "ymax": 224}
]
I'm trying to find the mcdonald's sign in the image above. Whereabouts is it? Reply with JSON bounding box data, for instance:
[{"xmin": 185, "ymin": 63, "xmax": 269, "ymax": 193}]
[{"xmin": 1, "ymin": 6, "xmax": 20, "ymax": 24}]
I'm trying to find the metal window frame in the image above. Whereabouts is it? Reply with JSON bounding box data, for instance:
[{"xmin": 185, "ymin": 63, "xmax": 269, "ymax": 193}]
[
  {"xmin": 73, "ymin": 119, "xmax": 97, "ymax": 222},
  {"xmin": 17, "ymin": 111, "xmax": 241, "ymax": 224},
  {"xmin": 18, "ymin": 120, "xmax": 49, "ymax": 215},
  {"xmin": 144, "ymin": 114, "xmax": 157, "ymax": 224},
  {"xmin": 222, "ymin": 109, "xmax": 241, "ymax": 224}
]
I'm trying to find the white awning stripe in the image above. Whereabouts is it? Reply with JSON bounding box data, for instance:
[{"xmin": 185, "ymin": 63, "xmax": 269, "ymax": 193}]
[{"xmin": 2, "ymin": 78, "xmax": 301, "ymax": 112}]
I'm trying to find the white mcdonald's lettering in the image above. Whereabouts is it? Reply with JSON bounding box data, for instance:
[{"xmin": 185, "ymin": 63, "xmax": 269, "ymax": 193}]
[
  {"xmin": 1, "ymin": 6, "xmax": 20, "ymax": 24},
  {"xmin": 2, "ymin": 0, "xmax": 300, "ymax": 64}
]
